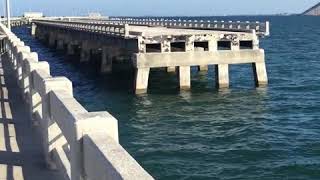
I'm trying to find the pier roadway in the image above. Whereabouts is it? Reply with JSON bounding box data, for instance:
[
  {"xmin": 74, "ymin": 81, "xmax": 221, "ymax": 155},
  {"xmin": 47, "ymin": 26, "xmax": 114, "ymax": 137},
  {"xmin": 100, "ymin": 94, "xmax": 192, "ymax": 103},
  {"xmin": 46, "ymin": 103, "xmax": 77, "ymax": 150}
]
[
  {"xmin": 31, "ymin": 18, "xmax": 269, "ymax": 94},
  {"xmin": 0, "ymin": 54, "xmax": 65, "ymax": 180}
]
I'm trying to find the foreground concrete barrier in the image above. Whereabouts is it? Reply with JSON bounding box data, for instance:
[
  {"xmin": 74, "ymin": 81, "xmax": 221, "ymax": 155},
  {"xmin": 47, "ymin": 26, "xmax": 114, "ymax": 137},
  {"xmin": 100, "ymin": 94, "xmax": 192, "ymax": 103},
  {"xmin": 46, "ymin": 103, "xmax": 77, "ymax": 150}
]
[{"xmin": 0, "ymin": 22, "xmax": 153, "ymax": 180}]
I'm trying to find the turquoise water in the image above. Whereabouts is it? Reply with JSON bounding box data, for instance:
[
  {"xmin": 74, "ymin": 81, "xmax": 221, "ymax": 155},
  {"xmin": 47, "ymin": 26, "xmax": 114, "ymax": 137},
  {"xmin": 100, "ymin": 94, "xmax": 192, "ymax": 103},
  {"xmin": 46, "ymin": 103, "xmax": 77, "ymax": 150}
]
[{"xmin": 14, "ymin": 16, "xmax": 320, "ymax": 180}]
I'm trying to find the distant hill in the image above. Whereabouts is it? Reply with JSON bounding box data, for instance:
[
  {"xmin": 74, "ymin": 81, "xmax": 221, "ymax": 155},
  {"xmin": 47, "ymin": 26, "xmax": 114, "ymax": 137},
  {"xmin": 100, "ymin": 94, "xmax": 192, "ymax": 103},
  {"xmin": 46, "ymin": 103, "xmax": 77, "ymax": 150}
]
[{"xmin": 303, "ymin": 2, "xmax": 320, "ymax": 15}]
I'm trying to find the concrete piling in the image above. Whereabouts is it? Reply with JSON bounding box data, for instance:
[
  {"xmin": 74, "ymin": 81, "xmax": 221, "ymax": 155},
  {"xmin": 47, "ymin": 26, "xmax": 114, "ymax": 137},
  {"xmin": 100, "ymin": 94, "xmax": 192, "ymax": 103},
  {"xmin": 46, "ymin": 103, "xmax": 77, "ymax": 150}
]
[
  {"xmin": 56, "ymin": 40, "xmax": 64, "ymax": 50},
  {"xmin": 215, "ymin": 64, "xmax": 229, "ymax": 88},
  {"xmin": 179, "ymin": 66, "xmax": 191, "ymax": 90},
  {"xmin": 253, "ymin": 62, "xmax": 268, "ymax": 87},
  {"xmin": 31, "ymin": 23, "xmax": 37, "ymax": 36},
  {"xmin": 100, "ymin": 47, "xmax": 112, "ymax": 73},
  {"xmin": 48, "ymin": 33, "xmax": 55, "ymax": 47},
  {"xmin": 80, "ymin": 41, "xmax": 90, "ymax": 62},
  {"xmin": 67, "ymin": 43, "xmax": 75, "ymax": 55},
  {"xmin": 135, "ymin": 68, "xmax": 150, "ymax": 94}
]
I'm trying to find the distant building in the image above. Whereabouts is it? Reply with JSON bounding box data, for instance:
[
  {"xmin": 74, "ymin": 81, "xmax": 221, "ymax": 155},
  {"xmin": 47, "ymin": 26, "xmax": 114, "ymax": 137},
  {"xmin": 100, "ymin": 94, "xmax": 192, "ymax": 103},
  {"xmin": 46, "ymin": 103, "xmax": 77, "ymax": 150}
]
[
  {"xmin": 23, "ymin": 12, "xmax": 43, "ymax": 18},
  {"xmin": 88, "ymin": 13, "xmax": 102, "ymax": 18},
  {"xmin": 302, "ymin": 2, "xmax": 320, "ymax": 16}
]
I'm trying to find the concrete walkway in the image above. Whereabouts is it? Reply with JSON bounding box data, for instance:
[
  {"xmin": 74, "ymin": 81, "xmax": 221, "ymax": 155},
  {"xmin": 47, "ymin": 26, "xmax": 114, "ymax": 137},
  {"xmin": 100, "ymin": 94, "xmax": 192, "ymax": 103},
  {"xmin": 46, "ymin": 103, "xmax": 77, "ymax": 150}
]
[{"xmin": 0, "ymin": 54, "xmax": 64, "ymax": 180}]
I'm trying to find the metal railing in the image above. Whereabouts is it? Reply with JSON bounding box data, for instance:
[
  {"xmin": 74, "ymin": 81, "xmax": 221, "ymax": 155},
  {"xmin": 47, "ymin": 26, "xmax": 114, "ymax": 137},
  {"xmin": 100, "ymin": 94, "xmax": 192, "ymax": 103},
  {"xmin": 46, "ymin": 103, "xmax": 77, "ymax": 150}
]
[
  {"xmin": 106, "ymin": 17, "xmax": 269, "ymax": 36},
  {"xmin": 33, "ymin": 19, "xmax": 129, "ymax": 37},
  {"xmin": 1, "ymin": 17, "xmax": 29, "ymax": 27}
]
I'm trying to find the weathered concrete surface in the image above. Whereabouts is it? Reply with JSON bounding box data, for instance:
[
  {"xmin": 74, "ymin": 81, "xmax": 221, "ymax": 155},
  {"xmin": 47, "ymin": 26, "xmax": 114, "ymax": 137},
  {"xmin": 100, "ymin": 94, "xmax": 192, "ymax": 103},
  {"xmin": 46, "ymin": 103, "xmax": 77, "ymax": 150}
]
[
  {"xmin": 302, "ymin": 2, "xmax": 320, "ymax": 16},
  {"xmin": 0, "ymin": 54, "xmax": 64, "ymax": 180}
]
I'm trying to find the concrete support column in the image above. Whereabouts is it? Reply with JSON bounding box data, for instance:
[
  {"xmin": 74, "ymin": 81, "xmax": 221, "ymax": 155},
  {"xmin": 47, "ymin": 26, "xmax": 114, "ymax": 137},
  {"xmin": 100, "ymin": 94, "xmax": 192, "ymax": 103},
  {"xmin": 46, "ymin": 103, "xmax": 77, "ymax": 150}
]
[
  {"xmin": 100, "ymin": 47, "xmax": 112, "ymax": 73},
  {"xmin": 162, "ymin": 40, "xmax": 175, "ymax": 73},
  {"xmin": 253, "ymin": 62, "xmax": 268, "ymax": 87},
  {"xmin": 179, "ymin": 66, "xmax": 191, "ymax": 90},
  {"xmin": 48, "ymin": 34, "xmax": 56, "ymax": 47},
  {"xmin": 80, "ymin": 41, "xmax": 90, "ymax": 62},
  {"xmin": 215, "ymin": 64, "xmax": 229, "ymax": 88},
  {"xmin": 0, "ymin": 39, "xmax": 3, "ymax": 53},
  {"xmin": 135, "ymin": 68, "xmax": 150, "ymax": 94},
  {"xmin": 67, "ymin": 43, "xmax": 75, "ymax": 55},
  {"xmin": 31, "ymin": 23, "xmax": 37, "ymax": 36},
  {"xmin": 56, "ymin": 39, "xmax": 64, "ymax": 50},
  {"xmin": 176, "ymin": 36, "xmax": 193, "ymax": 90},
  {"xmin": 40, "ymin": 33, "xmax": 46, "ymax": 42}
]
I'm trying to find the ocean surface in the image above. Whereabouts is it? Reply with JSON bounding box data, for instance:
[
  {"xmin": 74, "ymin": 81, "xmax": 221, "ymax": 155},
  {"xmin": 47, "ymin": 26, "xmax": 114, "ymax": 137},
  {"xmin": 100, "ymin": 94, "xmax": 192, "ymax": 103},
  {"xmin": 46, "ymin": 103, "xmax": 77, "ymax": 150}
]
[{"xmin": 13, "ymin": 16, "xmax": 320, "ymax": 180}]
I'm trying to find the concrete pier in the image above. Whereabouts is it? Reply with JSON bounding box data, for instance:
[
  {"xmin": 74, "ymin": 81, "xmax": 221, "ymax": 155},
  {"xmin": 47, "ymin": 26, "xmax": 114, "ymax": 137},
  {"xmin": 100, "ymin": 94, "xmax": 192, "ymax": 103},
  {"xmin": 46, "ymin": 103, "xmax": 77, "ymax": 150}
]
[{"xmin": 31, "ymin": 18, "xmax": 269, "ymax": 94}]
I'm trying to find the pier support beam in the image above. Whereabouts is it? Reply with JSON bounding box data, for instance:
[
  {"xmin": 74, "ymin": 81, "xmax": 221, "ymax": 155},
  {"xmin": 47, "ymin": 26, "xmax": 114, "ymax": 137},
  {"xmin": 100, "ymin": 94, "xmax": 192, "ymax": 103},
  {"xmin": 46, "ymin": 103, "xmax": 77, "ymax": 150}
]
[
  {"xmin": 162, "ymin": 40, "xmax": 176, "ymax": 73},
  {"xmin": 215, "ymin": 64, "xmax": 229, "ymax": 88},
  {"xmin": 101, "ymin": 47, "xmax": 112, "ymax": 73},
  {"xmin": 48, "ymin": 34, "xmax": 55, "ymax": 48},
  {"xmin": 80, "ymin": 41, "xmax": 90, "ymax": 62},
  {"xmin": 179, "ymin": 66, "xmax": 191, "ymax": 90},
  {"xmin": 37, "ymin": 31, "xmax": 45, "ymax": 41},
  {"xmin": 195, "ymin": 47, "xmax": 208, "ymax": 72},
  {"xmin": 56, "ymin": 40, "xmax": 64, "ymax": 50},
  {"xmin": 135, "ymin": 68, "xmax": 150, "ymax": 94},
  {"xmin": 67, "ymin": 43, "xmax": 75, "ymax": 55},
  {"xmin": 253, "ymin": 62, "xmax": 268, "ymax": 87}
]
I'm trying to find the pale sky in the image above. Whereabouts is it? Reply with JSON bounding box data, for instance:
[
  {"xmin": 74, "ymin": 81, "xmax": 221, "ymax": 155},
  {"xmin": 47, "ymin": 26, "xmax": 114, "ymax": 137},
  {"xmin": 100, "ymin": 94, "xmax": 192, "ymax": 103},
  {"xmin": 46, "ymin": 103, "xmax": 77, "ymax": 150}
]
[{"xmin": 3, "ymin": 0, "xmax": 320, "ymax": 16}]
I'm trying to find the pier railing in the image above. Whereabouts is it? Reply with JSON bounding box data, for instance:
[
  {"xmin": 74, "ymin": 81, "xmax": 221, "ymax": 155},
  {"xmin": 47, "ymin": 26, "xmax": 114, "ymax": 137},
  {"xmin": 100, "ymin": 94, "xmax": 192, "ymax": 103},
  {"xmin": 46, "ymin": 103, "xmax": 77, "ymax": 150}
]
[
  {"xmin": 1, "ymin": 17, "xmax": 29, "ymax": 27},
  {"xmin": 0, "ymin": 22, "xmax": 153, "ymax": 180},
  {"xmin": 55, "ymin": 16, "xmax": 268, "ymax": 36},
  {"xmin": 90, "ymin": 17, "xmax": 270, "ymax": 36},
  {"xmin": 33, "ymin": 19, "xmax": 129, "ymax": 37},
  {"xmin": 2, "ymin": 16, "xmax": 270, "ymax": 37}
]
